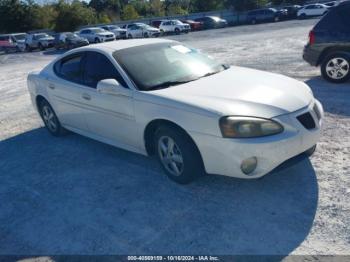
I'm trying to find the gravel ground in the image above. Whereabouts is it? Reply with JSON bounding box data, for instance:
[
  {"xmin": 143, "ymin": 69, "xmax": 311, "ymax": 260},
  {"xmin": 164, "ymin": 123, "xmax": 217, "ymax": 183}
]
[{"xmin": 0, "ymin": 19, "xmax": 349, "ymax": 257}]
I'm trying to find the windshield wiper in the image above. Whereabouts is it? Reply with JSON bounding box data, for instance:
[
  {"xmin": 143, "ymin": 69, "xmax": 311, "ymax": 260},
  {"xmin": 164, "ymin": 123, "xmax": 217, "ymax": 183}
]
[{"xmin": 147, "ymin": 79, "xmax": 195, "ymax": 91}]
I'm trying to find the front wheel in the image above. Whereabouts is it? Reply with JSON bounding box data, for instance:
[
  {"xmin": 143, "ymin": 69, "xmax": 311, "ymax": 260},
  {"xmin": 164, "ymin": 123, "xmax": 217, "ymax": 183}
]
[
  {"xmin": 39, "ymin": 99, "xmax": 66, "ymax": 136},
  {"xmin": 321, "ymin": 53, "xmax": 350, "ymax": 83},
  {"xmin": 154, "ymin": 126, "xmax": 204, "ymax": 184}
]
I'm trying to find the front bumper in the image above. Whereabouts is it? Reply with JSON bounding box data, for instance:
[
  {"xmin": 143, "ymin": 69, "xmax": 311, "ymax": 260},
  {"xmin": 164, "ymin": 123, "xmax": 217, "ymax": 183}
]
[{"xmin": 189, "ymin": 100, "xmax": 324, "ymax": 179}]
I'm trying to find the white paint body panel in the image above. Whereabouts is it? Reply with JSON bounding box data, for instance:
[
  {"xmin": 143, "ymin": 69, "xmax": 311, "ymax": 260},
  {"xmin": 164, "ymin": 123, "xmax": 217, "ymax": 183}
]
[{"xmin": 27, "ymin": 39, "xmax": 324, "ymax": 179}]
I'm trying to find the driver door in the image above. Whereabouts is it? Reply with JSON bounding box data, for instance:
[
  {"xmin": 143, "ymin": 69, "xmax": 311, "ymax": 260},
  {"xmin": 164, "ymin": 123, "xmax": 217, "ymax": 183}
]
[{"xmin": 78, "ymin": 51, "xmax": 138, "ymax": 148}]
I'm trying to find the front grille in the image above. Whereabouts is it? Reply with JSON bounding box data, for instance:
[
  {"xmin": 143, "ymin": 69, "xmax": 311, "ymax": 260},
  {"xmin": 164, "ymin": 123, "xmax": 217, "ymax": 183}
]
[
  {"xmin": 313, "ymin": 104, "xmax": 321, "ymax": 121},
  {"xmin": 297, "ymin": 112, "xmax": 316, "ymax": 130}
]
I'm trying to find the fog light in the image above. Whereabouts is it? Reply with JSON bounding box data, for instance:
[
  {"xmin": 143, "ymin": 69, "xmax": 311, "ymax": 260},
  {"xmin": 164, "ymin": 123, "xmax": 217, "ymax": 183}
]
[{"xmin": 241, "ymin": 157, "xmax": 257, "ymax": 175}]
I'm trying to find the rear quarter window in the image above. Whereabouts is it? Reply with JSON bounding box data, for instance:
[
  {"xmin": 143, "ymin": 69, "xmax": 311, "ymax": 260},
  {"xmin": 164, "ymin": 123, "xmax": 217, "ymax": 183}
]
[{"xmin": 314, "ymin": 9, "xmax": 347, "ymax": 31}]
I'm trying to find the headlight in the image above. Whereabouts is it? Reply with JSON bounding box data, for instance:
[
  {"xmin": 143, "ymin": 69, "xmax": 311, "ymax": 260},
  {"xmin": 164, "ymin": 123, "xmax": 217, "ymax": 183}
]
[{"xmin": 219, "ymin": 116, "xmax": 284, "ymax": 138}]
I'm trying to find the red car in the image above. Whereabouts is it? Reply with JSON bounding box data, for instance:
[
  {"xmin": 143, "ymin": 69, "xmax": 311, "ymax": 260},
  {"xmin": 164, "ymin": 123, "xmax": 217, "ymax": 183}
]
[{"xmin": 181, "ymin": 20, "xmax": 203, "ymax": 31}]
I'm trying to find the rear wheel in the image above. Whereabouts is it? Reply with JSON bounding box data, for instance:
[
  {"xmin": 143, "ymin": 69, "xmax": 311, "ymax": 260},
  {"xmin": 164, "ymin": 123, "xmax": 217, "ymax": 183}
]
[
  {"xmin": 299, "ymin": 13, "xmax": 306, "ymax": 19},
  {"xmin": 26, "ymin": 44, "xmax": 32, "ymax": 52},
  {"xmin": 154, "ymin": 126, "xmax": 204, "ymax": 184},
  {"xmin": 38, "ymin": 43, "xmax": 45, "ymax": 51},
  {"xmin": 321, "ymin": 53, "xmax": 350, "ymax": 83},
  {"xmin": 305, "ymin": 145, "xmax": 317, "ymax": 157},
  {"xmin": 39, "ymin": 99, "xmax": 66, "ymax": 136}
]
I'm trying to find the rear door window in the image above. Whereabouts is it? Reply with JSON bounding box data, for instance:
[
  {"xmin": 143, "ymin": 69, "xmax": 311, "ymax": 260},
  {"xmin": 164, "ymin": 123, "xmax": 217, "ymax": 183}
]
[
  {"xmin": 315, "ymin": 7, "xmax": 348, "ymax": 31},
  {"xmin": 338, "ymin": 5, "xmax": 350, "ymax": 27},
  {"xmin": 55, "ymin": 53, "xmax": 84, "ymax": 84}
]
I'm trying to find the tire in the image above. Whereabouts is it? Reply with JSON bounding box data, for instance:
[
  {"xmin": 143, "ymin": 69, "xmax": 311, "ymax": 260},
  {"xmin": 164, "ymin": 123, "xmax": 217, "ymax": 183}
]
[
  {"xmin": 143, "ymin": 32, "xmax": 149, "ymax": 38},
  {"xmin": 175, "ymin": 28, "xmax": 180, "ymax": 35},
  {"xmin": 95, "ymin": 38, "xmax": 100, "ymax": 43},
  {"xmin": 274, "ymin": 16, "xmax": 280, "ymax": 22},
  {"xmin": 38, "ymin": 43, "xmax": 45, "ymax": 51},
  {"xmin": 128, "ymin": 34, "xmax": 133, "ymax": 39},
  {"xmin": 251, "ymin": 19, "xmax": 257, "ymax": 25},
  {"xmin": 321, "ymin": 53, "xmax": 350, "ymax": 83},
  {"xmin": 154, "ymin": 126, "xmax": 204, "ymax": 184},
  {"xmin": 39, "ymin": 99, "xmax": 66, "ymax": 136},
  {"xmin": 299, "ymin": 13, "xmax": 306, "ymax": 19},
  {"xmin": 26, "ymin": 44, "xmax": 32, "ymax": 52},
  {"xmin": 305, "ymin": 145, "xmax": 317, "ymax": 157}
]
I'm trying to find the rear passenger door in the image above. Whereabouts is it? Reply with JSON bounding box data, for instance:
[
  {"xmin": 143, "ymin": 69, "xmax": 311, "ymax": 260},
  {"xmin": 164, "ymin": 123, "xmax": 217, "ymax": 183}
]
[{"xmin": 47, "ymin": 52, "xmax": 89, "ymax": 131}]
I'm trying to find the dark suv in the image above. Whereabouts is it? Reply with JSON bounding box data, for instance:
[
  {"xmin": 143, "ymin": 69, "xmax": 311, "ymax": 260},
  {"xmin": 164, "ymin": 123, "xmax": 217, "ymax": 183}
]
[
  {"xmin": 247, "ymin": 8, "xmax": 287, "ymax": 24},
  {"xmin": 303, "ymin": 2, "xmax": 350, "ymax": 83}
]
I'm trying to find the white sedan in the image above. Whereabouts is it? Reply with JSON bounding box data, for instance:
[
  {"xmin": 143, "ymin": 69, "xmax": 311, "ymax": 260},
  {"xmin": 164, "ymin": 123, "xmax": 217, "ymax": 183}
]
[
  {"xmin": 27, "ymin": 39, "xmax": 323, "ymax": 184},
  {"xmin": 297, "ymin": 4, "xmax": 329, "ymax": 18}
]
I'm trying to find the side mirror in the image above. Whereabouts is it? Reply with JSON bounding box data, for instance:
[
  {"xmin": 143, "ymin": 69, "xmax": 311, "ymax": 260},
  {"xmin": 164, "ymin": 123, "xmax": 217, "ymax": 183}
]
[{"xmin": 97, "ymin": 79, "xmax": 130, "ymax": 97}]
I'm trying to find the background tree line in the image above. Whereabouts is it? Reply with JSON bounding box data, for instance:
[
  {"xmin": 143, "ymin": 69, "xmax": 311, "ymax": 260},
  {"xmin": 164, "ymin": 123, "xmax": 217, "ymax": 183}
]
[{"xmin": 0, "ymin": 0, "xmax": 306, "ymax": 33}]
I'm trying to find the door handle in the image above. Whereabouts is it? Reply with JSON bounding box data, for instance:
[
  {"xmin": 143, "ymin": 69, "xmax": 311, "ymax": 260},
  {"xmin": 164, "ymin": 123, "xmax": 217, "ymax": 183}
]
[
  {"xmin": 48, "ymin": 83, "xmax": 55, "ymax": 90},
  {"xmin": 82, "ymin": 93, "xmax": 91, "ymax": 101}
]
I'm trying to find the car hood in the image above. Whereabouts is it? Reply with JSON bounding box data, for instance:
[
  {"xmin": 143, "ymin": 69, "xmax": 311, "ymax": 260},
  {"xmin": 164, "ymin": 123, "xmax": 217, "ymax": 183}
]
[
  {"xmin": 68, "ymin": 37, "xmax": 87, "ymax": 42},
  {"xmin": 40, "ymin": 37, "xmax": 54, "ymax": 41},
  {"xmin": 113, "ymin": 29, "xmax": 127, "ymax": 32},
  {"xmin": 149, "ymin": 66, "xmax": 313, "ymax": 119},
  {"xmin": 98, "ymin": 32, "xmax": 113, "ymax": 36}
]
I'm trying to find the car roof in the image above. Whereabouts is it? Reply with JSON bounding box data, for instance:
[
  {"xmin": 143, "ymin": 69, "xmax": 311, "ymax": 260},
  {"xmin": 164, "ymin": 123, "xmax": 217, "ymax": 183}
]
[{"xmin": 70, "ymin": 38, "xmax": 175, "ymax": 54}]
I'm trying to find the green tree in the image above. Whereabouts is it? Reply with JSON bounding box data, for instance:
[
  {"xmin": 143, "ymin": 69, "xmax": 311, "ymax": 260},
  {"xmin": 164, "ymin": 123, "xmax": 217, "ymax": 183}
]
[
  {"xmin": 149, "ymin": 0, "xmax": 165, "ymax": 17},
  {"xmin": 55, "ymin": 0, "xmax": 98, "ymax": 32},
  {"xmin": 190, "ymin": 0, "xmax": 224, "ymax": 12},
  {"xmin": 121, "ymin": 4, "xmax": 139, "ymax": 20}
]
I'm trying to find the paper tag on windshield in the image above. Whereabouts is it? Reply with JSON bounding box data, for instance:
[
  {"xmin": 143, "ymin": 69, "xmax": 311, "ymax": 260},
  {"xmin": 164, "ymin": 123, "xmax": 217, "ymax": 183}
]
[{"xmin": 171, "ymin": 45, "xmax": 191, "ymax": 54}]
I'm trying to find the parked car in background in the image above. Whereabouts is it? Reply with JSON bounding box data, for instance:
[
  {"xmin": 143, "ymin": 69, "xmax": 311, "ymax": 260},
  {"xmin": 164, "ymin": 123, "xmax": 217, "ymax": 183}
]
[
  {"xmin": 194, "ymin": 16, "xmax": 227, "ymax": 29},
  {"xmin": 297, "ymin": 4, "xmax": 329, "ymax": 19},
  {"xmin": 324, "ymin": 1, "xmax": 337, "ymax": 7},
  {"xmin": 303, "ymin": 1, "xmax": 350, "ymax": 83},
  {"xmin": 25, "ymin": 33, "xmax": 54, "ymax": 51},
  {"xmin": 159, "ymin": 20, "xmax": 190, "ymax": 35},
  {"xmin": 151, "ymin": 20, "xmax": 166, "ymax": 28},
  {"xmin": 27, "ymin": 39, "xmax": 323, "ymax": 184},
  {"xmin": 0, "ymin": 33, "xmax": 26, "ymax": 53},
  {"xmin": 79, "ymin": 27, "xmax": 115, "ymax": 43},
  {"xmin": 54, "ymin": 32, "xmax": 89, "ymax": 50},
  {"xmin": 100, "ymin": 25, "xmax": 127, "ymax": 39},
  {"xmin": 247, "ymin": 8, "xmax": 287, "ymax": 24},
  {"xmin": 283, "ymin": 5, "xmax": 302, "ymax": 19},
  {"xmin": 181, "ymin": 19, "xmax": 204, "ymax": 31},
  {"xmin": 126, "ymin": 23, "xmax": 160, "ymax": 39}
]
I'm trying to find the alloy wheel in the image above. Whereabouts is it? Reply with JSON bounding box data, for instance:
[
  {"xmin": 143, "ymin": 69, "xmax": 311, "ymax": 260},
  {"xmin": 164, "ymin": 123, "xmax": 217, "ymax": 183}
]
[
  {"xmin": 158, "ymin": 136, "xmax": 184, "ymax": 176},
  {"xmin": 326, "ymin": 58, "xmax": 350, "ymax": 80},
  {"xmin": 41, "ymin": 105, "xmax": 58, "ymax": 133}
]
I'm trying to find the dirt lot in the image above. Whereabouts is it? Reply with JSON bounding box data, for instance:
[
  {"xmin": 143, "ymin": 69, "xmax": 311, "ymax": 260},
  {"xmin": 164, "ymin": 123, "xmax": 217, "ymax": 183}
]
[{"xmin": 0, "ymin": 19, "xmax": 349, "ymax": 256}]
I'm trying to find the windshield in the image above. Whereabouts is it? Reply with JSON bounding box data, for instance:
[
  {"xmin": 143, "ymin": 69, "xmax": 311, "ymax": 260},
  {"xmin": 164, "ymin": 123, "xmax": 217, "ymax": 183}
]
[
  {"xmin": 210, "ymin": 16, "xmax": 221, "ymax": 22},
  {"xmin": 113, "ymin": 43, "xmax": 226, "ymax": 91},
  {"xmin": 36, "ymin": 33, "xmax": 50, "ymax": 39},
  {"xmin": 66, "ymin": 33, "xmax": 78, "ymax": 38},
  {"xmin": 91, "ymin": 28, "xmax": 105, "ymax": 33},
  {"xmin": 174, "ymin": 20, "xmax": 183, "ymax": 25},
  {"xmin": 14, "ymin": 34, "xmax": 26, "ymax": 40},
  {"xmin": 109, "ymin": 26, "xmax": 119, "ymax": 30}
]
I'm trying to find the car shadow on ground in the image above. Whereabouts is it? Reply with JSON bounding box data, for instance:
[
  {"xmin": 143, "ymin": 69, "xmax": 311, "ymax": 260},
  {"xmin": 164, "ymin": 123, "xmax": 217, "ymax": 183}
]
[
  {"xmin": 306, "ymin": 76, "xmax": 350, "ymax": 117},
  {"xmin": 0, "ymin": 128, "xmax": 318, "ymax": 257}
]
